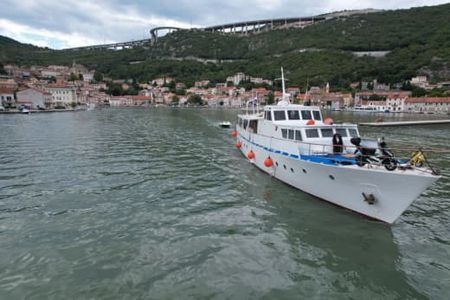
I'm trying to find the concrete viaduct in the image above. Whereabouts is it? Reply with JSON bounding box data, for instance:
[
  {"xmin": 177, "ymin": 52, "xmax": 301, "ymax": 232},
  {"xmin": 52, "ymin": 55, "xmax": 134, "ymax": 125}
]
[
  {"xmin": 66, "ymin": 15, "xmax": 327, "ymax": 50},
  {"xmin": 203, "ymin": 16, "xmax": 325, "ymax": 34}
]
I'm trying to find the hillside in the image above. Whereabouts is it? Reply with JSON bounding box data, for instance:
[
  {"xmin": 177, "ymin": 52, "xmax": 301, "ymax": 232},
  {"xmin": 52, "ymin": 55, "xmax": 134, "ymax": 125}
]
[{"xmin": 1, "ymin": 3, "xmax": 449, "ymax": 88}]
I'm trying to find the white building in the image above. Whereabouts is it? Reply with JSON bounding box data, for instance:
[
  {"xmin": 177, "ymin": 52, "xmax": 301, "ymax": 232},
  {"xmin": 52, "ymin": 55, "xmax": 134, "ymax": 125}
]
[
  {"xmin": 404, "ymin": 97, "xmax": 450, "ymax": 113},
  {"xmin": 226, "ymin": 72, "xmax": 249, "ymax": 86},
  {"xmin": 110, "ymin": 96, "xmax": 132, "ymax": 107},
  {"xmin": 151, "ymin": 77, "xmax": 174, "ymax": 87},
  {"xmin": 16, "ymin": 88, "xmax": 52, "ymax": 109},
  {"xmin": 41, "ymin": 70, "xmax": 61, "ymax": 78},
  {"xmin": 386, "ymin": 97, "xmax": 406, "ymax": 112},
  {"xmin": 0, "ymin": 88, "xmax": 15, "ymax": 108},
  {"xmin": 46, "ymin": 83, "xmax": 78, "ymax": 108},
  {"xmin": 195, "ymin": 80, "xmax": 210, "ymax": 88},
  {"xmin": 410, "ymin": 76, "xmax": 428, "ymax": 89},
  {"xmin": 82, "ymin": 72, "xmax": 94, "ymax": 82}
]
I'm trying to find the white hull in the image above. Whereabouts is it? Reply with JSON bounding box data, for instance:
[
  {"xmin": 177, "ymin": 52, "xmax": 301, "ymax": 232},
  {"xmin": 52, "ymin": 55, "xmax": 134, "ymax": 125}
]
[{"xmin": 237, "ymin": 133, "xmax": 439, "ymax": 224}]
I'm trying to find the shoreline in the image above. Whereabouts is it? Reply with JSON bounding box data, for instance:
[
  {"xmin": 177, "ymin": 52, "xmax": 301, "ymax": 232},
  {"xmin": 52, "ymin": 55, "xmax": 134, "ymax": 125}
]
[{"xmin": 0, "ymin": 108, "xmax": 87, "ymax": 114}]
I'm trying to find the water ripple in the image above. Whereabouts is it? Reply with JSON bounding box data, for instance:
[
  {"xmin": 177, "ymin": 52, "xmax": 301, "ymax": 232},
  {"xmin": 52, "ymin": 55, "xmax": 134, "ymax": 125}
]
[{"xmin": 0, "ymin": 109, "xmax": 448, "ymax": 299}]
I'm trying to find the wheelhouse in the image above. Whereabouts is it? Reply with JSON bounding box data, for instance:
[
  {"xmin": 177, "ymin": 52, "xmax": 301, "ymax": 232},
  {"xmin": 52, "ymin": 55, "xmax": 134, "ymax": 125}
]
[{"xmin": 237, "ymin": 104, "xmax": 360, "ymax": 155}]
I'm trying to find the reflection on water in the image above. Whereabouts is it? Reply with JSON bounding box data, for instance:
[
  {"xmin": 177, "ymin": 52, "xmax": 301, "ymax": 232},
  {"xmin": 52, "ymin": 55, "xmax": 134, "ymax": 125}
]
[{"xmin": 0, "ymin": 108, "xmax": 448, "ymax": 299}]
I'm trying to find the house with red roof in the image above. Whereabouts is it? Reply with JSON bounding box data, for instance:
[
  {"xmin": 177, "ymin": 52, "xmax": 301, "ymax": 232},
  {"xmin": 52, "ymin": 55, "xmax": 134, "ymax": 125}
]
[{"xmin": 404, "ymin": 97, "xmax": 450, "ymax": 113}]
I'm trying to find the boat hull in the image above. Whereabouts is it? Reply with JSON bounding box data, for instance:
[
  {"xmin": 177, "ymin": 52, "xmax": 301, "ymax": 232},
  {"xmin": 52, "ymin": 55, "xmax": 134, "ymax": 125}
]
[{"xmin": 238, "ymin": 136, "xmax": 439, "ymax": 224}]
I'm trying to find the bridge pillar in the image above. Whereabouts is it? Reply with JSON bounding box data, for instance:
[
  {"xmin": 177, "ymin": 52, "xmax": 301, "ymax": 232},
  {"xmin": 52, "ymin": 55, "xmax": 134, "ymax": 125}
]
[{"xmin": 150, "ymin": 30, "xmax": 157, "ymax": 45}]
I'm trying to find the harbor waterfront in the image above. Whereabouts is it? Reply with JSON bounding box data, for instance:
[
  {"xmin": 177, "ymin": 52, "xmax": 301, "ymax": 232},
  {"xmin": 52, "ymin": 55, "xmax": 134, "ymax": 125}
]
[{"xmin": 0, "ymin": 108, "xmax": 449, "ymax": 299}]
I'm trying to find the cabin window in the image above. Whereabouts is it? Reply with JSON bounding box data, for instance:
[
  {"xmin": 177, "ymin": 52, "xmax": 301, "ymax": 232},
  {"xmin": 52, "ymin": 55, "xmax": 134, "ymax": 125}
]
[
  {"xmin": 249, "ymin": 120, "xmax": 258, "ymax": 133},
  {"xmin": 274, "ymin": 111, "xmax": 286, "ymax": 121},
  {"xmin": 336, "ymin": 128, "xmax": 348, "ymax": 137},
  {"xmin": 301, "ymin": 110, "xmax": 312, "ymax": 120},
  {"xmin": 349, "ymin": 129, "xmax": 359, "ymax": 137},
  {"xmin": 238, "ymin": 118, "xmax": 243, "ymax": 127},
  {"xmin": 295, "ymin": 130, "xmax": 303, "ymax": 141},
  {"xmin": 321, "ymin": 128, "xmax": 334, "ymax": 138},
  {"xmin": 288, "ymin": 129, "xmax": 294, "ymax": 139},
  {"xmin": 265, "ymin": 111, "xmax": 272, "ymax": 120},
  {"xmin": 243, "ymin": 119, "xmax": 248, "ymax": 129},
  {"xmin": 313, "ymin": 111, "xmax": 322, "ymax": 121},
  {"xmin": 281, "ymin": 129, "xmax": 287, "ymax": 139},
  {"xmin": 287, "ymin": 110, "xmax": 300, "ymax": 120},
  {"xmin": 305, "ymin": 129, "xmax": 319, "ymax": 138}
]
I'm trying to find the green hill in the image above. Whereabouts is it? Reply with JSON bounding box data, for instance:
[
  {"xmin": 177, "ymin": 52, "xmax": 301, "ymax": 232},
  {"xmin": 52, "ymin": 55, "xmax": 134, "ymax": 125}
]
[{"xmin": 1, "ymin": 3, "xmax": 449, "ymax": 88}]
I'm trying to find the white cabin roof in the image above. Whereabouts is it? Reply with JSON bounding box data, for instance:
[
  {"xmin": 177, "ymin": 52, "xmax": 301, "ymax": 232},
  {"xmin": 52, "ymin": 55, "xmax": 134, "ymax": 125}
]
[{"xmin": 264, "ymin": 104, "xmax": 321, "ymax": 110}]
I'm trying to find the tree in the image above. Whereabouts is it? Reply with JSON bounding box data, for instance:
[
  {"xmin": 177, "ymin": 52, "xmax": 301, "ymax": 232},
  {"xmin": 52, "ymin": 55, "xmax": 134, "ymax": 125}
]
[
  {"xmin": 69, "ymin": 73, "xmax": 78, "ymax": 81},
  {"xmin": 187, "ymin": 94, "xmax": 203, "ymax": 105},
  {"xmin": 401, "ymin": 81, "xmax": 412, "ymax": 91},
  {"xmin": 411, "ymin": 86, "xmax": 427, "ymax": 97},
  {"xmin": 175, "ymin": 89, "xmax": 186, "ymax": 95},
  {"xmin": 78, "ymin": 73, "xmax": 83, "ymax": 80},
  {"xmin": 167, "ymin": 80, "xmax": 176, "ymax": 91},
  {"xmin": 93, "ymin": 71, "xmax": 103, "ymax": 82},
  {"xmin": 0, "ymin": 63, "xmax": 6, "ymax": 75},
  {"xmin": 267, "ymin": 92, "xmax": 274, "ymax": 105},
  {"xmin": 171, "ymin": 95, "xmax": 180, "ymax": 105},
  {"xmin": 106, "ymin": 82, "xmax": 124, "ymax": 96}
]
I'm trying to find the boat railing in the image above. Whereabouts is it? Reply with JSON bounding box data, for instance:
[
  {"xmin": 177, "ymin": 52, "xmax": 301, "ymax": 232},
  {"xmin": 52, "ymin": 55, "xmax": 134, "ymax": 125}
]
[
  {"xmin": 295, "ymin": 140, "xmax": 441, "ymax": 174},
  {"xmin": 244, "ymin": 98, "xmax": 261, "ymax": 115}
]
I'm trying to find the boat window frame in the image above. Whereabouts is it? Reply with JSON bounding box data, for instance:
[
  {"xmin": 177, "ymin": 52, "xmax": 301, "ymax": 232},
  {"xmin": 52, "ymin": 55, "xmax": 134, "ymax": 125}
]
[
  {"xmin": 281, "ymin": 128, "xmax": 287, "ymax": 139},
  {"xmin": 305, "ymin": 128, "xmax": 320, "ymax": 138},
  {"xmin": 301, "ymin": 110, "xmax": 312, "ymax": 120},
  {"xmin": 321, "ymin": 128, "xmax": 334, "ymax": 138},
  {"xmin": 295, "ymin": 130, "xmax": 303, "ymax": 141},
  {"xmin": 336, "ymin": 128, "xmax": 348, "ymax": 137},
  {"xmin": 348, "ymin": 128, "xmax": 359, "ymax": 138},
  {"xmin": 243, "ymin": 119, "xmax": 248, "ymax": 129},
  {"xmin": 287, "ymin": 110, "xmax": 300, "ymax": 120},
  {"xmin": 274, "ymin": 110, "xmax": 287, "ymax": 121},
  {"xmin": 313, "ymin": 111, "xmax": 322, "ymax": 121},
  {"xmin": 249, "ymin": 119, "xmax": 258, "ymax": 133},
  {"xmin": 265, "ymin": 110, "xmax": 272, "ymax": 121},
  {"xmin": 288, "ymin": 129, "xmax": 295, "ymax": 139}
]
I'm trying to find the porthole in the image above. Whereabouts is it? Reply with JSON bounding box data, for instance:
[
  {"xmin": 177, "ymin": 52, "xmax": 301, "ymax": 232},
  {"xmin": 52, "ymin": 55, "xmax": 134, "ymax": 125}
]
[
  {"xmin": 329, "ymin": 175, "xmax": 335, "ymax": 180},
  {"xmin": 283, "ymin": 165, "xmax": 286, "ymax": 170},
  {"xmin": 290, "ymin": 168, "xmax": 294, "ymax": 173},
  {"xmin": 302, "ymin": 169, "xmax": 307, "ymax": 174},
  {"xmin": 275, "ymin": 162, "xmax": 279, "ymax": 167}
]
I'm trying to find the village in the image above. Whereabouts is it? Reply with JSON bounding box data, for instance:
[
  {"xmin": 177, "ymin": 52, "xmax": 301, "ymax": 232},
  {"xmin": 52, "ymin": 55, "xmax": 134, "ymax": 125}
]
[{"xmin": 1, "ymin": 63, "xmax": 449, "ymax": 114}]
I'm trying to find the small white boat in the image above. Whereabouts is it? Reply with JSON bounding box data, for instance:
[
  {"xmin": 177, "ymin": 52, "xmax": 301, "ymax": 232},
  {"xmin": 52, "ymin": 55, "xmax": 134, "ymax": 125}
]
[
  {"xmin": 21, "ymin": 108, "xmax": 31, "ymax": 114},
  {"xmin": 219, "ymin": 121, "xmax": 232, "ymax": 128}
]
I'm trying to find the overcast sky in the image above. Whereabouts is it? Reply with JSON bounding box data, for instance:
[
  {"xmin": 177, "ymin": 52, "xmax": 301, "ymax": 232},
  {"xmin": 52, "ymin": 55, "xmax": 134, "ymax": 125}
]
[{"xmin": 0, "ymin": 0, "xmax": 448, "ymax": 49}]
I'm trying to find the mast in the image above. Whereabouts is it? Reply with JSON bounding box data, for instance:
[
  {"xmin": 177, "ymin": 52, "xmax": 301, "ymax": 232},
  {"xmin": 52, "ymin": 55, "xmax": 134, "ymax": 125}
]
[{"xmin": 278, "ymin": 67, "xmax": 290, "ymax": 105}]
